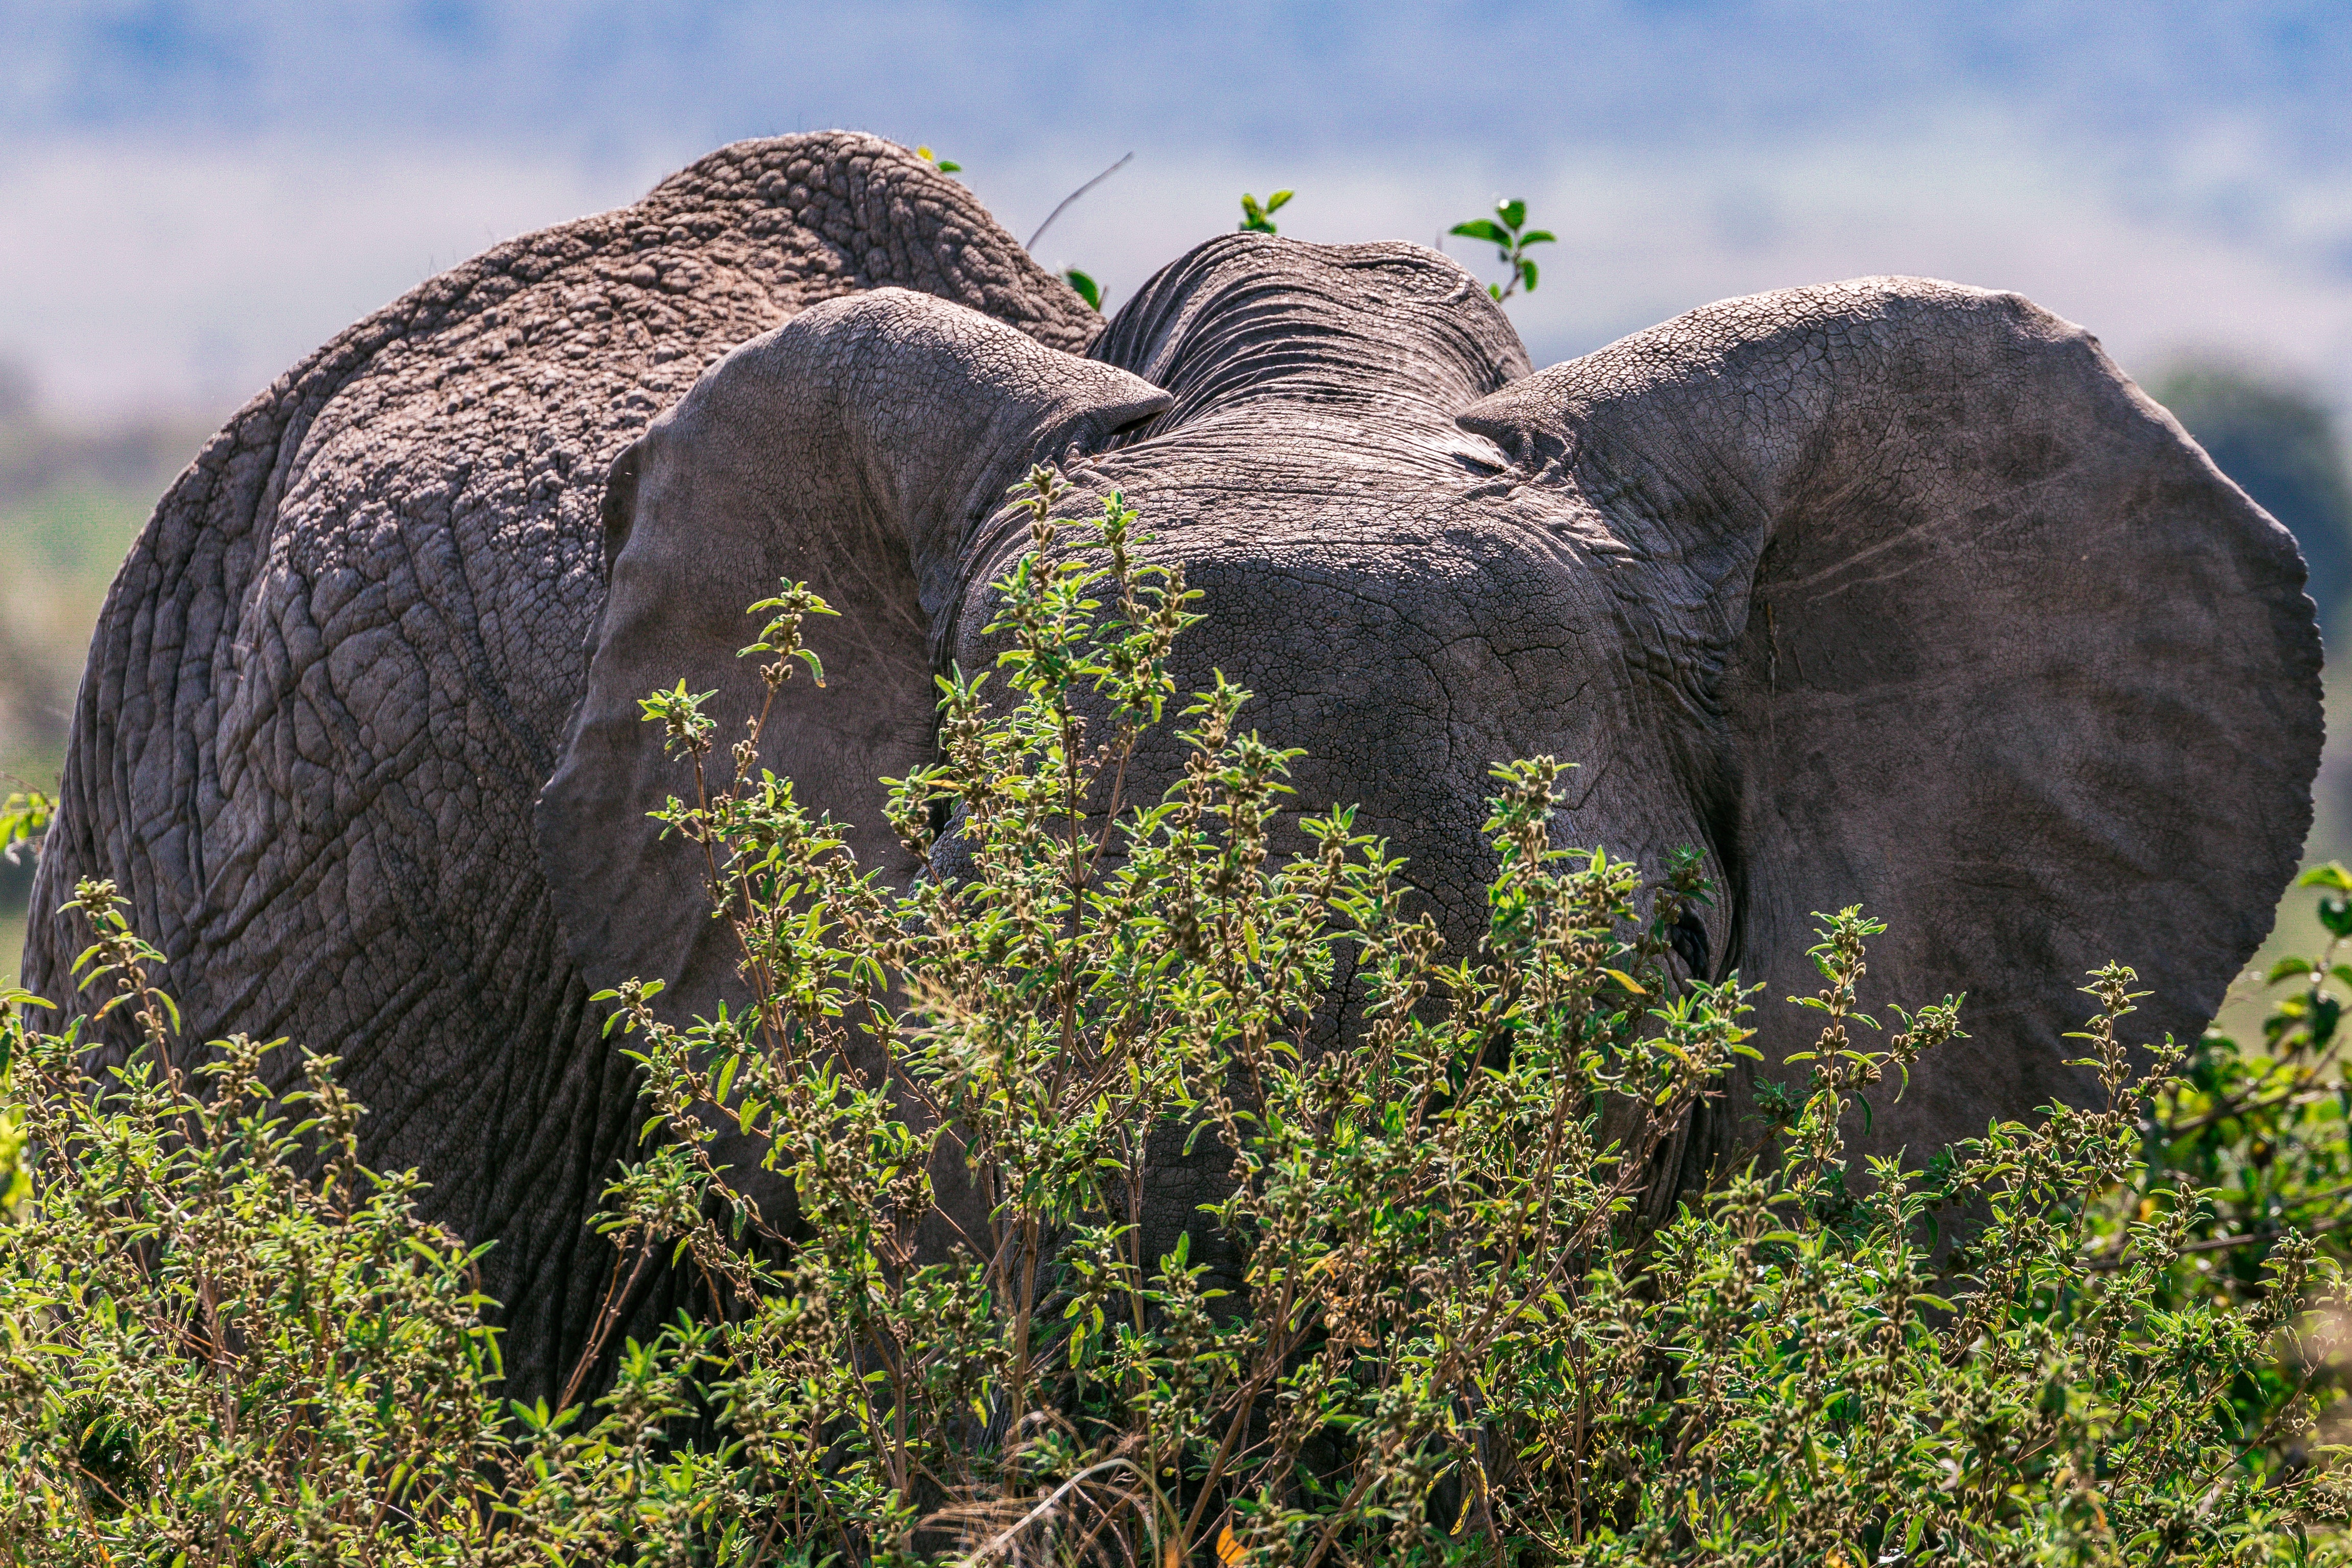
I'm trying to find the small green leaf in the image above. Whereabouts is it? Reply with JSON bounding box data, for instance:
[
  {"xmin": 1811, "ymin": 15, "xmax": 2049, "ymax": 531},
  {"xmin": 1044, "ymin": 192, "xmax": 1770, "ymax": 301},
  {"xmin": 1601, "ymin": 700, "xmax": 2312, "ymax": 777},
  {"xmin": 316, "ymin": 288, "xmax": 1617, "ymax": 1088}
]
[
  {"xmin": 2324, "ymin": 894, "xmax": 2352, "ymax": 938},
  {"xmin": 2301, "ymin": 862, "xmax": 2352, "ymax": 891},
  {"xmin": 1062, "ymin": 267, "xmax": 1103, "ymax": 310},
  {"xmin": 1498, "ymin": 198, "xmax": 1527, "ymax": 230},
  {"xmin": 1450, "ymin": 219, "xmax": 1510, "ymax": 244}
]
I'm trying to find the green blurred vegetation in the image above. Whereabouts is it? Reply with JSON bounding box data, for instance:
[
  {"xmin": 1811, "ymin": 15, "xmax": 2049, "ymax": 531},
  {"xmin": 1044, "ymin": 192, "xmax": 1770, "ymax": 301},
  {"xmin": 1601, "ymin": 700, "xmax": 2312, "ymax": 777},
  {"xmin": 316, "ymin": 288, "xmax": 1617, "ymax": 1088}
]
[{"xmin": 0, "ymin": 367, "xmax": 210, "ymax": 987}]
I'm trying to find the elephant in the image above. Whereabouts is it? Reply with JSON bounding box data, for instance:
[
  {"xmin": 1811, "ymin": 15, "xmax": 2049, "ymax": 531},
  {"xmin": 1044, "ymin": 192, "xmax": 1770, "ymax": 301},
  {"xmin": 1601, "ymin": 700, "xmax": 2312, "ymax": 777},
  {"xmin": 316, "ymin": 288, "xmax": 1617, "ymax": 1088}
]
[{"xmin": 27, "ymin": 132, "xmax": 2322, "ymax": 1407}]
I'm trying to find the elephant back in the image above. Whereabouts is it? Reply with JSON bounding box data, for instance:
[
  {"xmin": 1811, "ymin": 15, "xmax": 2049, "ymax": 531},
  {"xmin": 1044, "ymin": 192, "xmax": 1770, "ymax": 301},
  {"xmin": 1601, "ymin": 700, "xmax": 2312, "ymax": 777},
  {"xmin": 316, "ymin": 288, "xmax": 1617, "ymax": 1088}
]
[{"xmin": 23, "ymin": 133, "xmax": 1093, "ymax": 1400}]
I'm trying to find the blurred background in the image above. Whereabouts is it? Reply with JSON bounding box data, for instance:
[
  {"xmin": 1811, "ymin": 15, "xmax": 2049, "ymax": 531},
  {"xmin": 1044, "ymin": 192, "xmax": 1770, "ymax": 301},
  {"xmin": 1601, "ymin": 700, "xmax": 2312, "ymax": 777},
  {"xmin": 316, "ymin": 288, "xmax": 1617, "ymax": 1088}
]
[{"xmin": 3, "ymin": 1, "xmax": 2349, "ymax": 1024}]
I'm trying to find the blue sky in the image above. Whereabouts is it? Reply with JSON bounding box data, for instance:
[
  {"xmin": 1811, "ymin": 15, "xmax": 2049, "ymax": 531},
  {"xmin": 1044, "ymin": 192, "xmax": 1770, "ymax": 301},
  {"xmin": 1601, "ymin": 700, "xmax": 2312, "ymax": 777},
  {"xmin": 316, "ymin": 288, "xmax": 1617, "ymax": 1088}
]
[{"xmin": 4, "ymin": 1, "xmax": 2349, "ymax": 418}]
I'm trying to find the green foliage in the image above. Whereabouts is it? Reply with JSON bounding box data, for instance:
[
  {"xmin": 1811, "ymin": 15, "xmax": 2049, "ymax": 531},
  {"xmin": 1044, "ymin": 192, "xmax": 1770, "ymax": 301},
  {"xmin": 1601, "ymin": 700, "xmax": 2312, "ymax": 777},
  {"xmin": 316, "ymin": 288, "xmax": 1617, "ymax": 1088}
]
[
  {"xmin": 1239, "ymin": 189, "xmax": 1293, "ymax": 235},
  {"xmin": 1450, "ymin": 198, "xmax": 1554, "ymax": 304},
  {"xmin": 0, "ymin": 885, "xmax": 521, "ymax": 1561},
  {"xmin": 0, "ymin": 788, "xmax": 44, "ymax": 868},
  {"xmin": 0, "ymin": 882, "xmax": 845, "ymax": 1563},
  {"xmin": 916, "ymin": 145, "xmax": 963, "ymax": 175},
  {"xmin": 2129, "ymin": 862, "xmax": 2352, "ymax": 1299},
  {"xmin": 1062, "ymin": 267, "xmax": 1103, "ymax": 311},
  {"xmin": 2, "ymin": 478, "xmax": 2349, "ymax": 1562}
]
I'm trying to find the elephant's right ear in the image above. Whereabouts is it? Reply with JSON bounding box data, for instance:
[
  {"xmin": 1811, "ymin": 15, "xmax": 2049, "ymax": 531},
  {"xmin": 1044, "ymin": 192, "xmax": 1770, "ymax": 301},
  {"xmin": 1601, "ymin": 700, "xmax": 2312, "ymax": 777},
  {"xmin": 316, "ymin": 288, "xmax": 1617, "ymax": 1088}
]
[
  {"xmin": 536, "ymin": 289, "xmax": 1169, "ymax": 1021},
  {"xmin": 1459, "ymin": 277, "xmax": 2321, "ymax": 1165}
]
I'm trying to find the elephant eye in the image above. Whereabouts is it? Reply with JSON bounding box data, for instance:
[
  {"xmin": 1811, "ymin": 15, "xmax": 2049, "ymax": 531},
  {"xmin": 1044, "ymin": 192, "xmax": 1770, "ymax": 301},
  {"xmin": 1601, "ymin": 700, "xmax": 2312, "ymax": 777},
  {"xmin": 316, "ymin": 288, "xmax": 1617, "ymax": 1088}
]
[{"xmin": 1671, "ymin": 914, "xmax": 1711, "ymax": 979}]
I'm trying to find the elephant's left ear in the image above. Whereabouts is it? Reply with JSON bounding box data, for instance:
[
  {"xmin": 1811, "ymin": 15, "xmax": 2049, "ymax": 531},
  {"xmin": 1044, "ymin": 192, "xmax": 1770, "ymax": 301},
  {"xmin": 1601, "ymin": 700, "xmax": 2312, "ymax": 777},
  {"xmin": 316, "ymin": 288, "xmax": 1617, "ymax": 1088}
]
[
  {"xmin": 536, "ymin": 290, "xmax": 1170, "ymax": 1029},
  {"xmin": 1459, "ymin": 277, "xmax": 2321, "ymax": 1156}
]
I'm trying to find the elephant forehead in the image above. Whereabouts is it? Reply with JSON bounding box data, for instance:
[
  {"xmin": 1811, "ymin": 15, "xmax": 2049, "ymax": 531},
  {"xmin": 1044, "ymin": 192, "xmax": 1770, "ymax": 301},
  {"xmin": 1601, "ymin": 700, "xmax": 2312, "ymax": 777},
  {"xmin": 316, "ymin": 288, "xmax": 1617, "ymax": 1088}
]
[
  {"xmin": 1087, "ymin": 510, "xmax": 1710, "ymax": 920},
  {"xmin": 1159, "ymin": 511, "xmax": 1600, "ymax": 646},
  {"xmin": 1072, "ymin": 440, "xmax": 1634, "ymax": 636},
  {"xmin": 967, "ymin": 468, "xmax": 1654, "ymax": 765}
]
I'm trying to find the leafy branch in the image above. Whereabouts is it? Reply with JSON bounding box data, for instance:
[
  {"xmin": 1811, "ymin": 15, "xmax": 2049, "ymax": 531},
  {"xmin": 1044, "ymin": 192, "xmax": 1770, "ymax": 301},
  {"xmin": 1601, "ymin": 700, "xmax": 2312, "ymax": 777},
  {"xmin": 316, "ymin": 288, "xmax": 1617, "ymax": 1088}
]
[
  {"xmin": 1, "ymin": 783, "xmax": 50, "ymax": 864},
  {"xmin": 1450, "ymin": 196, "xmax": 1555, "ymax": 303},
  {"xmin": 1237, "ymin": 189, "xmax": 1293, "ymax": 235}
]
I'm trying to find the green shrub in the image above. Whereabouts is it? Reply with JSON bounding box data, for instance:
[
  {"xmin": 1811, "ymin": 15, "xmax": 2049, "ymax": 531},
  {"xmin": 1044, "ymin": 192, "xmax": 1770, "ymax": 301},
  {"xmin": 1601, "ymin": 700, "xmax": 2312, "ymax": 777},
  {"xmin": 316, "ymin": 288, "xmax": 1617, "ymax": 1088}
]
[
  {"xmin": 1448, "ymin": 200, "xmax": 1553, "ymax": 303},
  {"xmin": 2131, "ymin": 866, "xmax": 2352, "ymax": 1301},
  {"xmin": 0, "ymin": 891, "xmax": 515, "ymax": 1560},
  {"xmin": 2, "ymin": 475, "xmax": 2348, "ymax": 1564}
]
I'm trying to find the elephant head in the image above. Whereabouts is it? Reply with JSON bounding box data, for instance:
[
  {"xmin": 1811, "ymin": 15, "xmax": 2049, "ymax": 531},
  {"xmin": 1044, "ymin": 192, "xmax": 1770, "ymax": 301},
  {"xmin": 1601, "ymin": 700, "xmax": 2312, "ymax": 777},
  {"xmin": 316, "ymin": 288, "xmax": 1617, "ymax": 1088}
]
[{"xmin": 537, "ymin": 229, "xmax": 2320, "ymax": 1205}]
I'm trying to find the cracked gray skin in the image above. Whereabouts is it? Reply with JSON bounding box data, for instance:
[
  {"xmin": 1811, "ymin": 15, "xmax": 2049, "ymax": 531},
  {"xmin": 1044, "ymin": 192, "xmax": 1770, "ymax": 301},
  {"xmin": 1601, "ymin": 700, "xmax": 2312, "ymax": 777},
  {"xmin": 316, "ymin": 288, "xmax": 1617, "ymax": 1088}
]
[{"xmin": 28, "ymin": 134, "xmax": 2322, "ymax": 1403}]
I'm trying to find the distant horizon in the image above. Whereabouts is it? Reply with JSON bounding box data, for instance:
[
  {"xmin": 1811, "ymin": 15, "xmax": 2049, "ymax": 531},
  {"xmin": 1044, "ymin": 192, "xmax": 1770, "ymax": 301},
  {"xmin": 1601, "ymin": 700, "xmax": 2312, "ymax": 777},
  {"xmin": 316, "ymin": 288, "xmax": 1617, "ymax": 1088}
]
[{"xmin": 5, "ymin": 1, "xmax": 2348, "ymax": 419}]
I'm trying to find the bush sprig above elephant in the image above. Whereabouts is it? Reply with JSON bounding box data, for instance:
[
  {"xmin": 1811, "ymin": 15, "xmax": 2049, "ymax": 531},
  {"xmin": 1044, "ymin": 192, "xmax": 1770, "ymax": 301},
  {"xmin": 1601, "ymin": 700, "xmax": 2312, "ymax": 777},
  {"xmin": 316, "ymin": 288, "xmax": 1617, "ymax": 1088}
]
[{"xmin": 29, "ymin": 133, "xmax": 2319, "ymax": 1402}]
